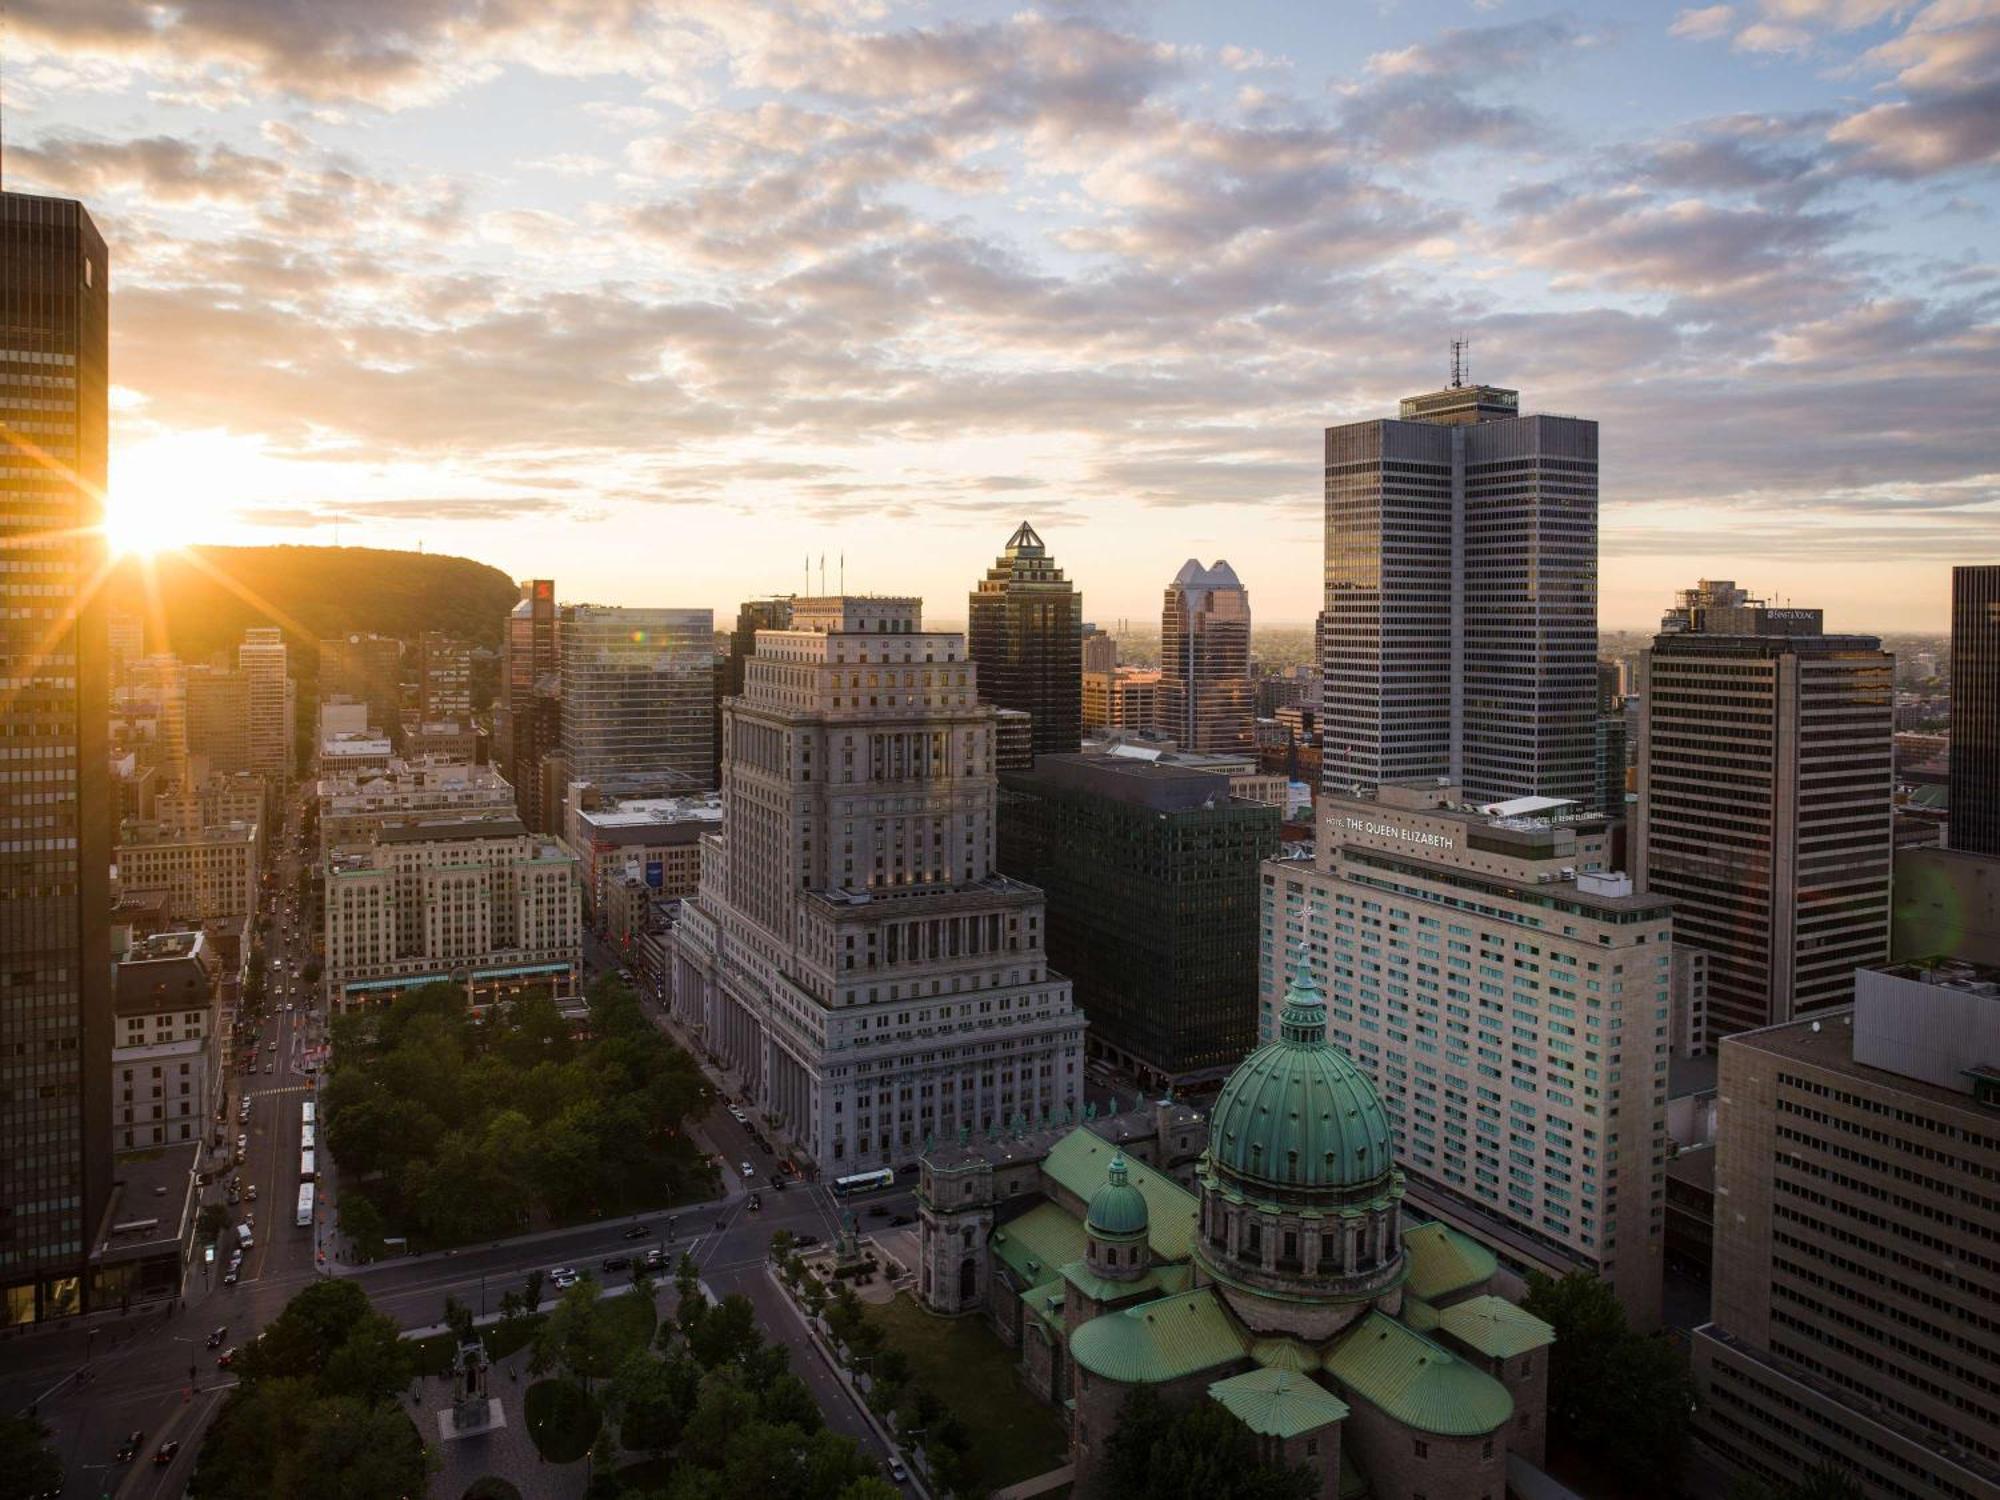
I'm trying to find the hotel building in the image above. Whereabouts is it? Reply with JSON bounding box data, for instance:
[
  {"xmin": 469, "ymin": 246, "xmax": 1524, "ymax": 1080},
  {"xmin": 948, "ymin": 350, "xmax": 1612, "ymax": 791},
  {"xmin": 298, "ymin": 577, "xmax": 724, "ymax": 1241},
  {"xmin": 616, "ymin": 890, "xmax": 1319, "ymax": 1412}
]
[
  {"xmin": 669, "ymin": 596, "xmax": 1086, "ymax": 1170},
  {"xmin": 1260, "ymin": 779, "xmax": 1670, "ymax": 1325}
]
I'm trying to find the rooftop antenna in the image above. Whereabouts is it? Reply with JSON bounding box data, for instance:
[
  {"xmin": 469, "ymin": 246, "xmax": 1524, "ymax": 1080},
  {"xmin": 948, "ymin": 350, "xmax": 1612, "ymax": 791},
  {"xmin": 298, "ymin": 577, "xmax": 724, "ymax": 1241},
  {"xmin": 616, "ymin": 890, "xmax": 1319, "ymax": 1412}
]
[{"xmin": 1450, "ymin": 337, "xmax": 1467, "ymax": 390}]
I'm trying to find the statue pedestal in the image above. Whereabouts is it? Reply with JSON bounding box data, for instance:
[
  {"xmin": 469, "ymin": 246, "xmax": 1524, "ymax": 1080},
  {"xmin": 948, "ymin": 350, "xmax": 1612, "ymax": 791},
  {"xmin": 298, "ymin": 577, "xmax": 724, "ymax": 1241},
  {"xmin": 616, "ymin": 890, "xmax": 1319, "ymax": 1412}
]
[{"xmin": 437, "ymin": 1397, "xmax": 506, "ymax": 1442}]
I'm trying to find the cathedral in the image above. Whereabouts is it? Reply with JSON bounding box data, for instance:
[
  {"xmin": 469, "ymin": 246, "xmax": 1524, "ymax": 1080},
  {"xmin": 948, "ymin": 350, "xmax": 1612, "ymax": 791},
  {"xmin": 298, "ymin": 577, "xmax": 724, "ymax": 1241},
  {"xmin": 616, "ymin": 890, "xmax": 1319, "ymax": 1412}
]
[{"xmin": 916, "ymin": 961, "xmax": 1554, "ymax": 1499}]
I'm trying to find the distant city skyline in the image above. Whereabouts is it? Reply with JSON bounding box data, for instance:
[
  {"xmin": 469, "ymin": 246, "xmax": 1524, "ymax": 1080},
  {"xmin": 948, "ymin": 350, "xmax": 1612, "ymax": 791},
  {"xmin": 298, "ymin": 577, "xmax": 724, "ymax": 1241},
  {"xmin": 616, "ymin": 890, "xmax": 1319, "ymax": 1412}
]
[{"xmin": 9, "ymin": 1, "xmax": 1994, "ymax": 631}]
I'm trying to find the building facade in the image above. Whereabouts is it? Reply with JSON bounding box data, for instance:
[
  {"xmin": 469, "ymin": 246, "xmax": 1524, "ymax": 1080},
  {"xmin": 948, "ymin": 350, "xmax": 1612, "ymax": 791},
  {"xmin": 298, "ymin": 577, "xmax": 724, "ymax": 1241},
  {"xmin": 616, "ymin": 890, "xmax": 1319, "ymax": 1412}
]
[
  {"xmin": 112, "ymin": 932, "xmax": 223, "ymax": 1153},
  {"xmin": 1634, "ymin": 581, "xmax": 1894, "ymax": 1040},
  {"xmin": 237, "ymin": 626, "xmax": 290, "ymax": 780},
  {"xmin": 322, "ymin": 814, "xmax": 583, "ymax": 1008},
  {"xmin": 1081, "ymin": 665, "xmax": 1161, "ymax": 736},
  {"xmin": 1692, "ymin": 966, "xmax": 2000, "ymax": 1500},
  {"xmin": 968, "ymin": 522, "xmax": 1083, "ymax": 759},
  {"xmin": 1261, "ymin": 781, "xmax": 1670, "ymax": 1326},
  {"xmin": 318, "ymin": 633, "xmax": 402, "ymax": 740},
  {"xmin": 417, "ymin": 631, "xmax": 471, "ymax": 722},
  {"xmin": 560, "ymin": 783, "xmax": 719, "ymax": 917},
  {"xmin": 999, "ymin": 754, "xmax": 1279, "ymax": 1086},
  {"xmin": 496, "ymin": 579, "xmax": 562, "ymax": 831},
  {"xmin": 669, "ymin": 596, "xmax": 1086, "ymax": 1171},
  {"xmin": 183, "ymin": 665, "xmax": 249, "ymax": 777},
  {"xmin": 0, "ymin": 191, "xmax": 114, "ymax": 1325},
  {"xmin": 560, "ymin": 604, "xmax": 717, "ymax": 794},
  {"xmin": 317, "ymin": 759, "xmax": 517, "ymax": 847},
  {"xmin": 1949, "ymin": 564, "xmax": 2000, "ymax": 857},
  {"xmin": 116, "ymin": 820, "xmax": 261, "ymax": 927},
  {"xmin": 725, "ymin": 596, "xmax": 794, "ymax": 699},
  {"xmin": 1321, "ymin": 379, "xmax": 1597, "ymax": 808},
  {"xmin": 918, "ymin": 967, "xmax": 1556, "ymax": 1500},
  {"xmin": 1160, "ymin": 559, "xmax": 1254, "ymax": 755}
]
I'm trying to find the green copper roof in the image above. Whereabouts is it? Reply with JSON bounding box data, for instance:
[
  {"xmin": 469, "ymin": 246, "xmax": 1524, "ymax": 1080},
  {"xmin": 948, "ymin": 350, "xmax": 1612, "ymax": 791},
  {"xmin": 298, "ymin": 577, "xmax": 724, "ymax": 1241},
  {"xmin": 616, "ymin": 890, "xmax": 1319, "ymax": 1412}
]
[
  {"xmin": 1208, "ymin": 959, "xmax": 1396, "ymax": 1197},
  {"xmin": 990, "ymin": 1202, "xmax": 1089, "ymax": 1288},
  {"xmin": 1248, "ymin": 1335, "xmax": 1322, "ymax": 1373},
  {"xmin": 1401, "ymin": 1222, "xmax": 1497, "ymax": 1302},
  {"xmin": 1060, "ymin": 1259, "xmax": 1191, "ymax": 1305},
  {"xmin": 1208, "ymin": 1367, "xmax": 1350, "ymax": 1439},
  {"xmin": 1324, "ymin": 1311, "xmax": 1514, "ymax": 1437},
  {"xmin": 1435, "ymin": 1296, "xmax": 1555, "ymax": 1360},
  {"xmin": 1019, "ymin": 1279, "xmax": 1066, "ymax": 1334},
  {"xmin": 1086, "ymin": 1153, "xmax": 1151, "ymax": 1239},
  {"xmin": 1044, "ymin": 1129, "xmax": 1197, "ymax": 1262},
  {"xmin": 1068, "ymin": 1288, "xmax": 1246, "ymax": 1383}
]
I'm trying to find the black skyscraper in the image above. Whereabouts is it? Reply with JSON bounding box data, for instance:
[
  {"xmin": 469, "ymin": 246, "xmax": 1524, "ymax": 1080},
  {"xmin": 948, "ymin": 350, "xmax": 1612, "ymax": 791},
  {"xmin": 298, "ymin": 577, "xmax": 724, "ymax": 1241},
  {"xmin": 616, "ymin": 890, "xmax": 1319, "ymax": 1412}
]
[
  {"xmin": 1949, "ymin": 564, "xmax": 2000, "ymax": 855},
  {"xmin": 0, "ymin": 193, "xmax": 112, "ymax": 1322},
  {"xmin": 967, "ymin": 522, "xmax": 1082, "ymax": 758}
]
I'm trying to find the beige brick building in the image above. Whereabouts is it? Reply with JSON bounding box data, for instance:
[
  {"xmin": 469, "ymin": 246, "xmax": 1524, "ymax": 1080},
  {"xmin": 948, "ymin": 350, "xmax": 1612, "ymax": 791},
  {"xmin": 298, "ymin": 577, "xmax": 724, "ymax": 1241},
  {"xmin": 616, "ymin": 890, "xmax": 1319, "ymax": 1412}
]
[
  {"xmin": 116, "ymin": 819, "xmax": 260, "ymax": 927},
  {"xmin": 1693, "ymin": 963, "xmax": 2000, "ymax": 1500},
  {"xmin": 1262, "ymin": 780, "xmax": 1671, "ymax": 1326}
]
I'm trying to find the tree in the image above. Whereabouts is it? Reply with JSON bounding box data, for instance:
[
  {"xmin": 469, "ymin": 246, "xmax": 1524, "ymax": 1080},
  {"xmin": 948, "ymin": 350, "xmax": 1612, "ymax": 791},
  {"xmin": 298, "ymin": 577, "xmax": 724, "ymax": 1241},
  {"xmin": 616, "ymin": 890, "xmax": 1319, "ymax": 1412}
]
[
  {"xmin": 1102, "ymin": 1387, "xmax": 1316, "ymax": 1500},
  {"xmin": 242, "ymin": 1279, "xmax": 377, "ymax": 1384},
  {"xmin": 610, "ymin": 1350, "xmax": 688, "ymax": 1458},
  {"xmin": 838, "ymin": 1482, "xmax": 903, "ymax": 1500},
  {"xmin": 536, "ymin": 1276, "xmax": 607, "ymax": 1389},
  {"xmin": 0, "ymin": 1414, "xmax": 63, "ymax": 1500},
  {"xmin": 198, "ymin": 1202, "xmax": 231, "ymax": 1244},
  {"xmin": 1523, "ymin": 1271, "xmax": 1696, "ymax": 1497},
  {"xmin": 443, "ymin": 1295, "xmax": 477, "ymax": 1349},
  {"xmin": 523, "ymin": 1268, "xmax": 546, "ymax": 1311},
  {"xmin": 318, "ymin": 1311, "xmax": 413, "ymax": 1406}
]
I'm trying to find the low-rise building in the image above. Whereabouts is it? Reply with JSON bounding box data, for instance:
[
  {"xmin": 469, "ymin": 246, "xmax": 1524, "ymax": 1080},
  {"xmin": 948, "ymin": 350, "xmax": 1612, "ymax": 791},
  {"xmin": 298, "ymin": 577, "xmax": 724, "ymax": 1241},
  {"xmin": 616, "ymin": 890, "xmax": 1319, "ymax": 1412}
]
[
  {"xmin": 323, "ymin": 813, "xmax": 583, "ymax": 1009},
  {"xmin": 317, "ymin": 759, "xmax": 518, "ymax": 847},
  {"xmin": 560, "ymin": 783, "xmax": 720, "ymax": 919},
  {"xmin": 1692, "ymin": 962, "xmax": 2000, "ymax": 1500},
  {"xmin": 1262, "ymin": 780, "xmax": 1671, "ymax": 1328},
  {"xmin": 112, "ymin": 931, "xmax": 224, "ymax": 1153},
  {"xmin": 402, "ymin": 719, "xmax": 482, "ymax": 764},
  {"xmin": 115, "ymin": 819, "xmax": 260, "ymax": 927}
]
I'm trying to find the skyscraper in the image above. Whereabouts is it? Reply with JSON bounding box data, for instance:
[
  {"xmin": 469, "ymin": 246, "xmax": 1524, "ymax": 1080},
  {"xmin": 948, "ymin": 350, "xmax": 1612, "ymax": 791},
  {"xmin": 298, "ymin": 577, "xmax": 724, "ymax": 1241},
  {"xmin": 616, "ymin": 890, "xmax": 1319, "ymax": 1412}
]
[
  {"xmin": 559, "ymin": 605, "xmax": 716, "ymax": 793},
  {"xmin": 1634, "ymin": 581, "xmax": 1894, "ymax": 1040},
  {"xmin": 1321, "ymin": 375, "xmax": 1596, "ymax": 806},
  {"xmin": 184, "ymin": 664, "xmax": 249, "ymax": 777},
  {"xmin": 0, "ymin": 192, "xmax": 113, "ymax": 1323},
  {"xmin": 967, "ymin": 522, "xmax": 1083, "ymax": 758},
  {"xmin": 497, "ymin": 580, "xmax": 561, "ymax": 831},
  {"xmin": 416, "ymin": 630, "xmax": 471, "ymax": 721},
  {"xmin": 724, "ymin": 596, "xmax": 793, "ymax": 698},
  {"xmin": 1948, "ymin": 564, "xmax": 2000, "ymax": 856},
  {"xmin": 1159, "ymin": 559, "xmax": 1253, "ymax": 754},
  {"xmin": 238, "ymin": 626, "xmax": 290, "ymax": 780},
  {"xmin": 669, "ymin": 596, "xmax": 1086, "ymax": 1169},
  {"xmin": 317, "ymin": 633, "xmax": 401, "ymax": 733}
]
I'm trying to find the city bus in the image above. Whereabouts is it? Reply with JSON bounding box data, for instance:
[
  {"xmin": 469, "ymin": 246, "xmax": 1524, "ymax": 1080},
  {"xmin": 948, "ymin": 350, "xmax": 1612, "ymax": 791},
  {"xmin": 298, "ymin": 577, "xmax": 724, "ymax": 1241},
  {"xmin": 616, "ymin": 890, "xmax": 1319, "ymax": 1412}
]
[
  {"xmin": 830, "ymin": 1168, "xmax": 895, "ymax": 1198},
  {"xmin": 300, "ymin": 1100, "xmax": 315, "ymax": 1127},
  {"xmin": 301, "ymin": 1124, "xmax": 315, "ymax": 1152},
  {"xmin": 296, "ymin": 1182, "xmax": 314, "ymax": 1228},
  {"xmin": 299, "ymin": 1149, "xmax": 316, "ymax": 1182}
]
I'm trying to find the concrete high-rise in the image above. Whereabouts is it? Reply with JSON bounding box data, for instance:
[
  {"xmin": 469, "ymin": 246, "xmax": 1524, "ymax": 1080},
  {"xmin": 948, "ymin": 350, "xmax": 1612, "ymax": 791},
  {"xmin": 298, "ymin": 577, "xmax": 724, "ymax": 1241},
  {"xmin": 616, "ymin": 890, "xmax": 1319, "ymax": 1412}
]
[
  {"xmin": 0, "ymin": 192, "xmax": 113, "ymax": 1323},
  {"xmin": 967, "ymin": 522, "xmax": 1083, "ymax": 758},
  {"xmin": 1321, "ymin": 377, "xmax": 1596, "ymax": 806},
  {"xmin": 725, "ymin": 596, "xmax": 793, "ymax": 699},
  {"xmin": 1634, "ymin": 581, "xmax": 1894, "ymax": 1040},
  {"xmin": 1262, "ymin": 781, "xmax": 1670, "ymax": 1327},
  {"xmin": 1692, "ymin": 966, "xmax": 2000, "ymax": 1500},
  {"xmin": 416, "ymin": 631, "xmax": 471, "ymax": 721},
  {"xmin": 1160, "ymin": 559, "xmax": 1253, "ymax": 754},
  {"xmin": 318, "ymin": 633, "xmax": 402, "ymax": 734},
  {"xmin": 496, "ymin": 580, "xmax": 561, "ymax": 831},
  {"xmin": 559, "ymin": 605, "xmax": 716, "ymax": 793},
  {"xmin": 1949, "ymin": 564, "xmax": 2000, "ymax": 856},
  {"xmin": 237, "ymin": 627, "xmax": 290, "ymax": 780},
  {"xmin": 669, "ymin": 596, "xmax": 1086, "ymax": 1170}
]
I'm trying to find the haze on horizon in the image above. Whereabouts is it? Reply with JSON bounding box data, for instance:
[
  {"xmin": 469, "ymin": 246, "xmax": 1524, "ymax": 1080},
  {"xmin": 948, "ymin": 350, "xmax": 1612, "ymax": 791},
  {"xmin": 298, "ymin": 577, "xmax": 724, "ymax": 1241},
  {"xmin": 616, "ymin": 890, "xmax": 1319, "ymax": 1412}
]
[{"xmin": 9, "ymin": 0, "xmax": 1997, "ymax": 631}]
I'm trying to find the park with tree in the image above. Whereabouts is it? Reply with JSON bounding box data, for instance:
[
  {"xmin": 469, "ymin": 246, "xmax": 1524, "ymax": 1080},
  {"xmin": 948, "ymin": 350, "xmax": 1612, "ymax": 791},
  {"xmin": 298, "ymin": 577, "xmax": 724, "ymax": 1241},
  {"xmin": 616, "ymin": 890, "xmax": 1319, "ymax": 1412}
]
[{"xmin": 322, "ymin": 976, "xmax": 714, "ymax": 1252}]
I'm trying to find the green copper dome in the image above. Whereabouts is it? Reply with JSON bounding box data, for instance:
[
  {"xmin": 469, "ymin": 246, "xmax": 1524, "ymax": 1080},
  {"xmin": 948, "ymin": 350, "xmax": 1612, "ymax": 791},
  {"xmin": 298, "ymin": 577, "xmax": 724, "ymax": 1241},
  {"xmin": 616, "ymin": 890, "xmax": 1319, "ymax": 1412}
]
[
  {"xmin": 1209, "ymin": 959, "xmax": 1396, "ymax": 1198},
  {"xmin": 1086, "ymin": 1154, "xmax": 1151, "ymax": 1239}
]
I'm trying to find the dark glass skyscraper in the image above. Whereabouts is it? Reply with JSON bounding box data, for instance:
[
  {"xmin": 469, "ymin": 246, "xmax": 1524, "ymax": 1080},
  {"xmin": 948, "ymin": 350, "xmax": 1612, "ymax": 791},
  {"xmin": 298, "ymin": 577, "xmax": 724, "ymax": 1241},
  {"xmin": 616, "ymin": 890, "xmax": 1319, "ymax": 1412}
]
[
  {"xmin": 1948, "ymin": 564, "xmax": 2000, "ymax": 856},
  {"xmin": 496, "ymin": 579, "xmax": 561, "ymax": 830},
  {"xmin": 967, "ymin": 522, "xmax": 1082, "ymax": 758},
  {"xmin": 1160, "ymin": 558, "xmax": 1253, "ymax": 753},
  {"xmin": 0, "ymin": 193, "xmax": 112, "ymax": 1324},
  {"xmin": 1321, "ymin": 378, "xmax": 1597, "ymax": 806}
]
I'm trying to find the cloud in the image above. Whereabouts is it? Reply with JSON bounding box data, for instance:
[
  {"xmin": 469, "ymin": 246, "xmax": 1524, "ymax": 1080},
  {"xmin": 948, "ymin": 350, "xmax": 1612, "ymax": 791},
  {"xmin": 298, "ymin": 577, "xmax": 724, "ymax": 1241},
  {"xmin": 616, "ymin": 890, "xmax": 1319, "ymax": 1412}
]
[{"xmin": 1670, "ymin": 6, "xmax": 1738, "ymax": 41}]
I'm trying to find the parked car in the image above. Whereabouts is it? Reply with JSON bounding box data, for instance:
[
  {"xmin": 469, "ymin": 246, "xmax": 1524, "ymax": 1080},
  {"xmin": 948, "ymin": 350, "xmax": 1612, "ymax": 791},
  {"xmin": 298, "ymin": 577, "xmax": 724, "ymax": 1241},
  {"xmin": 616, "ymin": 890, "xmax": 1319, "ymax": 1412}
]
[{"xmin": 888, "ymin": 1457, "xmax": 909, "ymax": 1483}]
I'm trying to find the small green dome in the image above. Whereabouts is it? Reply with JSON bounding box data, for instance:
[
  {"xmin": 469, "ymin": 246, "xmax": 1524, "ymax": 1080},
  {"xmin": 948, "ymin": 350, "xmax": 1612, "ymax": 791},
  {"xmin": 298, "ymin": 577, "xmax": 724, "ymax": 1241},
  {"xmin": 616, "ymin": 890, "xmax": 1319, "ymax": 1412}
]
[
  {"xmin": 1209, "ymin": 957, "xmax": 1395, "ymax": 1198},
  {"xmin": 1086, "ymin": 1154, "xmax": 1151, "ymax": 1239}
]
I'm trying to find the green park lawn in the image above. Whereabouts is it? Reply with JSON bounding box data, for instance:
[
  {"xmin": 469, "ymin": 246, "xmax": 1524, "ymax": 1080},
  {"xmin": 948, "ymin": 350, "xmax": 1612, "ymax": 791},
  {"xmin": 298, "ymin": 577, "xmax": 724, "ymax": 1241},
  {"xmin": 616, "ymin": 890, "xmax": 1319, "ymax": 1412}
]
[
  {"xmin": 525, "ymin": 1379, "xmax": 601, "ymax": 1463},
  {"xmin": 862, "ymin": 1292, "xmax": 1069, "ymax": 1491}
]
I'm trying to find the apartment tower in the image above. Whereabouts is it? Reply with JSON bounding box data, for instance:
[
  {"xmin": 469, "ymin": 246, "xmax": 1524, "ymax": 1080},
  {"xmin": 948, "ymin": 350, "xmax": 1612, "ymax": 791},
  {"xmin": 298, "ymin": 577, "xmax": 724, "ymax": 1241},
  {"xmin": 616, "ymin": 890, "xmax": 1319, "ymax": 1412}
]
[
  {"xmin": 237, "ymin": 626, "xmax": 290, "ymax": 780},
  {"xmin": 559, "ymin": 605, "xmax": 716, "ymax": 794},
  {"xmin": 1634, "ymin": 581, "xmax": 1894, "ymax": 1040},
  {"xmin": 0, "ymin": 192, "xmax": 113, "ymax": 1323},
  {"xmin": 669, "ymin": 597, "xmax": 1086, "ymax": 1170},
  {"xmin": 1949, "ymin": 564, "xmax": 2000, "ymax": 857},
  {"xmin": 967, "ymin": 522, "xmax": 1083, "ymax": 758},
  {"xmin": 1321, "ymin": 373, "xmax": 1597, "ymax": 806},
  {"xmin": 1160, "ymin": 559, "xmax": 1254, "ymax": 754}
]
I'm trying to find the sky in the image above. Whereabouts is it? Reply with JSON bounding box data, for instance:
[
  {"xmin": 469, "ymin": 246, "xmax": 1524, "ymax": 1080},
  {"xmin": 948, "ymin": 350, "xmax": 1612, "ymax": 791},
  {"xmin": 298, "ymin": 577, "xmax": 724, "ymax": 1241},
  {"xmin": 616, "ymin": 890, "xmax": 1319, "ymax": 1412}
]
[{"xmin": 9, "ymin": 0, "xmax": 1998, "ymax": 631}]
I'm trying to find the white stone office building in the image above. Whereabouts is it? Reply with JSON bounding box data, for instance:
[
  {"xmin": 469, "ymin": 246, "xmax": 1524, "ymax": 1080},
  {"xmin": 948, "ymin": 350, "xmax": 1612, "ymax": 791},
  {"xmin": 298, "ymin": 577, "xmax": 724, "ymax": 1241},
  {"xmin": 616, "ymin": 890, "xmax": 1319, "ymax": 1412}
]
[
  {"xmin": 113, "ymin": 931, "xmax": 225, "ymax": 1152},
  {"xmin": 116, "ymin": 819, "xmax": 261, "ymax": 927},
  {"xmin": 317, "ymin": 759, "xmax": 518, "ymax": 847},
  {"xmin": 670, "ymin": 596, "xmax": 1087, "ymax": 1171},
  {"xmin": 323, "ymin": 813, "xmax": 582, "ymax": 1009},
  {"xmin": 1260, "ymin": 780, "xmax": 1671, "ymax": 1326}
]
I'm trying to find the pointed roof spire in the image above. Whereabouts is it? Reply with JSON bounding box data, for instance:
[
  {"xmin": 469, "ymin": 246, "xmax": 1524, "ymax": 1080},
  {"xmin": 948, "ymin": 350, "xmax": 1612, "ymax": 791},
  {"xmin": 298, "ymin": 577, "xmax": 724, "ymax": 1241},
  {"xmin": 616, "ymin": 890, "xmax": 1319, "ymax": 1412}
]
[{"xmin": 1004, "ymin": 520, "xmax": 1046, "ymax": 557}]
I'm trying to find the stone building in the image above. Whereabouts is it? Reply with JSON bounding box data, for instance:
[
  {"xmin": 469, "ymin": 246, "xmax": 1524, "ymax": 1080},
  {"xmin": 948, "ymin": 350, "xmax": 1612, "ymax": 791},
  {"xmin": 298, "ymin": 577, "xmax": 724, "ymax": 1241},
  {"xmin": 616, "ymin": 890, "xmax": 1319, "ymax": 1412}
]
[{"xmin": 919, "ymin": 960, "xmax": 1553, "ymax": 1499}]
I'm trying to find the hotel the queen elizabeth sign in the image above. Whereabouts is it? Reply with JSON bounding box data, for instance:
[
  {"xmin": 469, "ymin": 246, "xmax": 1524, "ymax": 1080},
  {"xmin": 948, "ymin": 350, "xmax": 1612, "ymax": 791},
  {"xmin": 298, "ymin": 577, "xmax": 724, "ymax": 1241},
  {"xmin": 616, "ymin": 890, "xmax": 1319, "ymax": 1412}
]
[{"xmin": 1343, "ymin": 816, "xmax": 1455, "ymax": 851}]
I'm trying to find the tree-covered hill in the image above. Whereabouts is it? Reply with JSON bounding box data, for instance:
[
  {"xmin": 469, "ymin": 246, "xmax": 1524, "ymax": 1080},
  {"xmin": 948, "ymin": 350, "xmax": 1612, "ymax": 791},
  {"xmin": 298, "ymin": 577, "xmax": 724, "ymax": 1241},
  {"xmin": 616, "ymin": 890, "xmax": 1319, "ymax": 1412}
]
[{"xmin": 110, "ymin": 544, "xmax": 518, "ymax": 664}]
